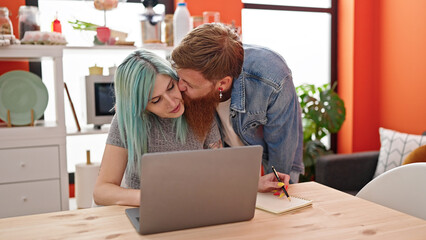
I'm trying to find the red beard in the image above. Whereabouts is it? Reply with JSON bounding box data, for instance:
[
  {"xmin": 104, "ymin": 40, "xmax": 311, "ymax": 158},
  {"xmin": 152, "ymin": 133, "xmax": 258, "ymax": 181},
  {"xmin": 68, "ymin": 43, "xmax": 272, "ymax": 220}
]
[{"xmin": 182, "ymin": 90, "xmax": 220, "ymax": 141}]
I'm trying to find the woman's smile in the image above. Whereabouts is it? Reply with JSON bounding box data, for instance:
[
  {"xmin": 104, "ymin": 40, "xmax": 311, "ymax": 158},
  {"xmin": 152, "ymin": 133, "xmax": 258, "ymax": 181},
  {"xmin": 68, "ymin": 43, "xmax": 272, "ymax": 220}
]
[{"xmin": 170, "ymin": 102, "xmax": 181, "ymax": 113}]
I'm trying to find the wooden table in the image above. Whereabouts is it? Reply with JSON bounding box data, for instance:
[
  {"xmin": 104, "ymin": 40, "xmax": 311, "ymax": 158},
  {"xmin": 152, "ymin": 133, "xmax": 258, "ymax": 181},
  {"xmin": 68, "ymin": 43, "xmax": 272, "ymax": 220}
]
[{"xmin": 1, "ymin": 182, "xmax": 425, "ymax": 239}]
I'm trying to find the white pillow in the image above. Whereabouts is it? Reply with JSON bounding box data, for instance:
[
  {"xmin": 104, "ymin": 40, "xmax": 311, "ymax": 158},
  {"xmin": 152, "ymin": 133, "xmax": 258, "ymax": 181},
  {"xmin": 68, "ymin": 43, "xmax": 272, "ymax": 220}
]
[{"xmin": 374, "ymin": 127, "xmax": 426, "ymax": 178}]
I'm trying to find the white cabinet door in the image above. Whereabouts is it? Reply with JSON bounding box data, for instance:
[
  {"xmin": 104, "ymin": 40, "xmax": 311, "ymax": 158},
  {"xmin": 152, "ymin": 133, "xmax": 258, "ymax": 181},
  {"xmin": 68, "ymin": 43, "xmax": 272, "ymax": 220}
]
[
  {"xmin": 0, "ymin": 180, "xmax": 61, "ymax": 218},
  {"xmin": 0, "ymin": 146, "xmax": 59, "ymax": 184}
]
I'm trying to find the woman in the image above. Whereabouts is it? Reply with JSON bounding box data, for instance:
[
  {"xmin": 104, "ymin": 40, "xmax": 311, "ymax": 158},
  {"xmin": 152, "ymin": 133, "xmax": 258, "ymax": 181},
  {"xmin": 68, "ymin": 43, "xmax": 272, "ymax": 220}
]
[{"xmin": 93, "ymin": 50, "xmax": 289, "ymax": 207}]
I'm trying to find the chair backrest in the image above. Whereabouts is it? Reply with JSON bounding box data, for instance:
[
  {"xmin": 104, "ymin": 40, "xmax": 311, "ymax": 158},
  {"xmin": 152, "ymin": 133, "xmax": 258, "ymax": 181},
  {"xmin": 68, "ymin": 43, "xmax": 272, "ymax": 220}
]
[{"xmin": 356, "ymin": 163, "xmax": 426, "ymax": 220}]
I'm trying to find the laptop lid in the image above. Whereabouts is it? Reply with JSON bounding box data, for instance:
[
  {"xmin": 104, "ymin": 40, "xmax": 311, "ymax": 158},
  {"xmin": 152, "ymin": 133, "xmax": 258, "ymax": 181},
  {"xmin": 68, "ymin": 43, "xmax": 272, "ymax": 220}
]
[{"xmin": 127, "ymin": 145, "xmax": 262, "ymax": 235}]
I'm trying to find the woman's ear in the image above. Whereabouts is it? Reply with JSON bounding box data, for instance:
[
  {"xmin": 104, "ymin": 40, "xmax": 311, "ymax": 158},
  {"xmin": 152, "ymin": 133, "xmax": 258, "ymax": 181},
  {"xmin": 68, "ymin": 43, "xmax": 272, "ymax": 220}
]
[{"xmin": 215, "ymin": 76, "xmax": 233, "ymax": 91}]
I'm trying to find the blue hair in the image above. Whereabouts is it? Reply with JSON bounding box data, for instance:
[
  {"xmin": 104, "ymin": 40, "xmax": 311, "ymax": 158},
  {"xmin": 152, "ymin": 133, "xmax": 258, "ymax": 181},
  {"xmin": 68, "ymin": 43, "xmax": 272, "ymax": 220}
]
[{"xmin": 114, "ymin": 50, "xmax": 187, "ymax": 177}]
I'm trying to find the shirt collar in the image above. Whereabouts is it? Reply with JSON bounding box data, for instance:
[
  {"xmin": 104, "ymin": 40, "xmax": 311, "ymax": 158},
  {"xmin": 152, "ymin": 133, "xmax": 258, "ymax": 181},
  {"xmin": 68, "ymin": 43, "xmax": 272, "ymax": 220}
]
[{"xmin": 230, "ymin": 69, "xmax": 246, "ymax": 113}]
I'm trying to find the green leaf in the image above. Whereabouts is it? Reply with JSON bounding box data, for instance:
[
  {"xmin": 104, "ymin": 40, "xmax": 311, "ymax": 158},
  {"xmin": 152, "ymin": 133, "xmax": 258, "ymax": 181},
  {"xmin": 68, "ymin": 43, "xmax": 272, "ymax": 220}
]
[
  {"xmin": 296, "ymin": 82, "xmax": 346, "ymax": 182},
  {"xmin": 68, "ymin": 20, "xmax": 100, "ymax": 31}
]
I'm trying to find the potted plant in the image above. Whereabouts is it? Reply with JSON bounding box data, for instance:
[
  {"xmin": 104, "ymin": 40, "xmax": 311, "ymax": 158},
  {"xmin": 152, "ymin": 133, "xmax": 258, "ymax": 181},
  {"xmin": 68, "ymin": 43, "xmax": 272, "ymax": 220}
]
[{"xmin": 296, "ymin": 83, "xmax": 346, "ymax": 182}]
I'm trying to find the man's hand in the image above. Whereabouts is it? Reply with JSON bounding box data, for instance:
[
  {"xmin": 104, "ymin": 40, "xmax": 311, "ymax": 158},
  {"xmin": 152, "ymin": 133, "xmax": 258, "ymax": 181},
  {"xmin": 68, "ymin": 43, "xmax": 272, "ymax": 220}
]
[{"xmin": 258, "ymin": 172, "xmax": 290, "ymax": 193}]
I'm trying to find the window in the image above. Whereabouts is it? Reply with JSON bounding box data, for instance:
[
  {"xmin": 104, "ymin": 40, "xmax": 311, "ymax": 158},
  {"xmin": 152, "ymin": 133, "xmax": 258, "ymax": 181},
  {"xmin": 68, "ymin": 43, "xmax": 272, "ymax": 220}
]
[{"xmin": 242, "ymin": 0, "xmax": 337, "ymax": 150}]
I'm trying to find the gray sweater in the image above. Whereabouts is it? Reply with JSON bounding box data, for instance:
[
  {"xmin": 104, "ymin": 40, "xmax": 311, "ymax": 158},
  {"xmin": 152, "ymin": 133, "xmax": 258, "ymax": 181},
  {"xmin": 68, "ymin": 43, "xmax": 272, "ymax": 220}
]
[{"xmin": 106, "ymin": 114, "xmax": 220, "ymax": 188}]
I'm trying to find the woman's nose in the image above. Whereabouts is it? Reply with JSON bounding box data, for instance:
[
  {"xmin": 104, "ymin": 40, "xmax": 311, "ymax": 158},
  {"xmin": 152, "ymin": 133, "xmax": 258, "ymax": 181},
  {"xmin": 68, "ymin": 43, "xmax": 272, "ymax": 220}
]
[
  {"xmin": 163, "ymin": 94, "xmax": 175, "ymax": 106},
  {"xmin": 178, "ymin": 80, "xmax": 187, "ymax": 92}
]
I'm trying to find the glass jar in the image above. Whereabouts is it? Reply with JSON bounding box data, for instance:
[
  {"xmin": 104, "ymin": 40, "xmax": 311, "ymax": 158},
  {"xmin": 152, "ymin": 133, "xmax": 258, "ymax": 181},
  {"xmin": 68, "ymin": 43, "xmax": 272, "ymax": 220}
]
[
  {"xmin": 140, "ymin": 0, "xmax": 164, "ymax": 45},
  {"xmin": 18, "ymin": 6, "xmax": 40, "ymax": 40},
  {"xmin": 163, "ymin": 14, "xmax": 173, "ymax": 46},
  {"xmin": 0, "ymin": 7, "xmax": 13, "ymax": 35},
  {"xmin": 140, "ymin": 9, "xmax": 164, "ymax": 44}
]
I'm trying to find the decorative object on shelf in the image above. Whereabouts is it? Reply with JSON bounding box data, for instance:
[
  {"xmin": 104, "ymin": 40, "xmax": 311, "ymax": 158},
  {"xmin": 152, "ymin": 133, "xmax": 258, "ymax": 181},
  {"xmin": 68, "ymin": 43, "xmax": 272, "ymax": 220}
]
[
  {"xmin": 94, "ymin": 0, "xmax": 118, "ymax": 27},
  {"xmin": 108, "ymin": 65, "xmax": 117, "ymax": 76},
  {"xmin": 96, "ymin": 26, "xmax": 114, "ymax": 44},
  {"xmin": 6, "ymin": 109, "xmax": 35, "ymax": 127},
  {"xmin": 68, "ymin": 20, "xmax": 132, "ymax": 46},
  {"xmin": 20, "ymin": 31, "xmax": 67, "ymax": 45},
  {"xmin": 0, "ymin": 7, "xmax": 13, "ymax": 35},
  {"xmin": 192, "ymin": 15, "xmax": 203, "ymax": 28},
  {"xmin": 0, "ymin": 34, "xmax": 20, "ymax": 46},
  {"xmin": 140, "ymin": 0, "xmax": 164, "ymax": 45},
  {"xmin": 163, "ymin": 14, "xmax": 173, "ymax": 46},
  {"xmin": 202, "ymin": 11, "xmax": 220, "ymax": 24},
  {"xmin": 296, "ymin": 83, "xmax": 346, "ymax": 182},
  {"xmin": 18, "ymin": 6, "xmax": 40, "ymax": 40},
  {"xmin": 89, "ymin": 64, "xmax": 103, "ymax": 75},
  {"xmin": 0, "ymin": 70, "xmax": 49, "ymax": 126},
  {"xmin": 64, "ymin": 82, "xmax": 81, "ymax": 132},
  {"xmin": 51, "ymin": 11, "xmax": 62, "ymax": 33}
]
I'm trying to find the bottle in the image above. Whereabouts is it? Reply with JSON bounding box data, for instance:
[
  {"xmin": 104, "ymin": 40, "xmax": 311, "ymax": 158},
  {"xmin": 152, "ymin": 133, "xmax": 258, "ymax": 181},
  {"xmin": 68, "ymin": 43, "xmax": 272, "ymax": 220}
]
[
  {"xmin": 51, "ymin": 12, "xmax": 62, "ymax": 33},
  {"xmin": 0, "ymin": 7, "xmax": 13, "ymax": 35},
  {"xmin": 18, "ymin": 6, "xmax": 40, "ymax": 40},
  {"xmin": 173, "ymin": 2, "xmax": 192, "ymax": 47}
]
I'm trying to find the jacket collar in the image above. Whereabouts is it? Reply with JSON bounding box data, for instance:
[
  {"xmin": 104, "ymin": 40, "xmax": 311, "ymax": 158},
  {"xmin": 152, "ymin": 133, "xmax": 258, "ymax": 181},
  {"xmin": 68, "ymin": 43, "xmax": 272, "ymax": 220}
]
[{"xmin": 230, "ymin": 69, "xmax": 246, "ymax": 113}]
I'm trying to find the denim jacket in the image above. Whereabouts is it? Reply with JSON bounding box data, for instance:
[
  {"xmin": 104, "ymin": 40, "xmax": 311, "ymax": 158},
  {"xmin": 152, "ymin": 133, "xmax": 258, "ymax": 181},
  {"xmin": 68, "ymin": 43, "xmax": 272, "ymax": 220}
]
[{"xmin": 220, "ymin": 44, "xmax": 304, "ymax": 175}]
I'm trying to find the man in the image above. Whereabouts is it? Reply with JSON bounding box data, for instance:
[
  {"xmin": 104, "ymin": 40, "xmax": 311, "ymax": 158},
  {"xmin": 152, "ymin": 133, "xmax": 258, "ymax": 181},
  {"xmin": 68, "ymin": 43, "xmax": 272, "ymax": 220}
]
[{"xmin": 171, "ymin": 23, "xmax": 304, "ymax": 183}]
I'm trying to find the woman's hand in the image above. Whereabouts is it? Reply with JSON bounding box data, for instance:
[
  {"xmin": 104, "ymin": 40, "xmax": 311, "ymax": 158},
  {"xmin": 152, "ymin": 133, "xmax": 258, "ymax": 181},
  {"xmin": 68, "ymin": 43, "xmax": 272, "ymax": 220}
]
[{"xmin": 258, "ymin": 172, "xmax": 290, "ymax": 193}]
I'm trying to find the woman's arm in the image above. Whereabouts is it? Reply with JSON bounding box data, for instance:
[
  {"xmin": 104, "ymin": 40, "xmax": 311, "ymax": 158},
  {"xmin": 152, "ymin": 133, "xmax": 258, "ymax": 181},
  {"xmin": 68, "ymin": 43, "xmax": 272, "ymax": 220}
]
[{"xmin": 93, "ymin": 144, "xmax": 140, "ymax": 206}]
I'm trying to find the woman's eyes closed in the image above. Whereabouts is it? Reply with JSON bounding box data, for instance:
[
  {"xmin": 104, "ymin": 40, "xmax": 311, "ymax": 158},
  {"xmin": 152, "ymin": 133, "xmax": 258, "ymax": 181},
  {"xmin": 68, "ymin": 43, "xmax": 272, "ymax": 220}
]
[
  {"xmin": 151, "ymin": 97, "xmax": 160, "ymax": 104},
  {"xmin": 167, "ymin": 81, "xmax": 175, "ymax": 91},
  {"xmin": 151, "ymin": 81, "xmax": 175, "ymax": 104}
]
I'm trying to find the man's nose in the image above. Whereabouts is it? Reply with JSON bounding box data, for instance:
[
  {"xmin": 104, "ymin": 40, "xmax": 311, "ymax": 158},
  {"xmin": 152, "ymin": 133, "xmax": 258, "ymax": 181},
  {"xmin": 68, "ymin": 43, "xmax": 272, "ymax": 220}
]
[{"xmin": 178, "ymin": 80, "xmax": 187, "ymax": 92}]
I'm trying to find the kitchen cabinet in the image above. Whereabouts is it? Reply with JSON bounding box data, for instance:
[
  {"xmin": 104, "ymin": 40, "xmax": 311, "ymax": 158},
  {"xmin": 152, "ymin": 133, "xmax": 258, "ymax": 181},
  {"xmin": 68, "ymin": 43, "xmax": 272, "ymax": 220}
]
[{"xmin": 0, "ymin": 45, "xmax": 69, "ymax": 218}]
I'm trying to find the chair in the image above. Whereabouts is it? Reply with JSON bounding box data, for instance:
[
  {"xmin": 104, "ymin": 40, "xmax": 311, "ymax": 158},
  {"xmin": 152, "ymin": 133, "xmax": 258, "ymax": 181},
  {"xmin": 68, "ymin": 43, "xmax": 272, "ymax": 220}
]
[{"xmin": 356, "ymin": 163, "xmax": 426, "ymax": 220}]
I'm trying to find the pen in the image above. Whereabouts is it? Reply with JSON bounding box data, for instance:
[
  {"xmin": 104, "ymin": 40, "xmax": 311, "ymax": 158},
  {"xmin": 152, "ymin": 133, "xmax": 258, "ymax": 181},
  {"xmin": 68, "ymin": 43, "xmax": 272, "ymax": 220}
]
[{"xmin": 271, "ymin": 166, "xmax": 291, "ymax": 201}]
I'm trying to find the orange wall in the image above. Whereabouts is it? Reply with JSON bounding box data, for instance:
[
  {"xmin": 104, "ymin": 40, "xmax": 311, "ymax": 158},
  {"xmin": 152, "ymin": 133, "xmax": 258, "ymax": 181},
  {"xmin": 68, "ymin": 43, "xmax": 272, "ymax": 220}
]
[
  {"xmin": 337, "ymin": 0, "xmax": 355, "ymax": 153},
  {"xmin": 183, "ymin": 0, "xmax": 242, "ymax": 27},
  {"xmin": 378, "ymin": 0, "xmax": 426, "ymax": 135},
  {"xmin": 338, "ymin": 0, "xmax": 426, "ymax": 153}
]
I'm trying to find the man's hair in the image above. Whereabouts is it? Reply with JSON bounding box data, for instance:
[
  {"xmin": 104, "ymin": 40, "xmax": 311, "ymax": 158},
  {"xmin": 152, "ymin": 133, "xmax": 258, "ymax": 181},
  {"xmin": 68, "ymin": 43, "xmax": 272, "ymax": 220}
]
[
  {"xmin": 171, "ymin": 23, "xmax": 244, "ymax": 81},
  {"xmin": 115, "ymin": 50, "xmax": 187, "ymax": 177}
]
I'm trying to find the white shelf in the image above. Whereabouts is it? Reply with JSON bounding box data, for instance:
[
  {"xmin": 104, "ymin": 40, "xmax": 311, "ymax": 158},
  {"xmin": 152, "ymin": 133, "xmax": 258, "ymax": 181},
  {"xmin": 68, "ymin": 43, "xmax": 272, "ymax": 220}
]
[
  {"xmin": 0, "ymin": 122, "xmax": 64, "ymax": 141},
  {"xmin": 67, "ymin": 124, "xmax": 110, "ymax": 136},
  {"xmin": 0, "ymin": 45, "xmax": 64, "ymax": 59},
  {"xmin": 65, "ymin": 45, "xmax": 137, "ymax": 50},
  {"xmin": 63, "ymin": 44, "xmax": 172, "ymax": 52},
  {"xmin": 0, "ymin": 44, "xmax": 69, "ymax": 216}
]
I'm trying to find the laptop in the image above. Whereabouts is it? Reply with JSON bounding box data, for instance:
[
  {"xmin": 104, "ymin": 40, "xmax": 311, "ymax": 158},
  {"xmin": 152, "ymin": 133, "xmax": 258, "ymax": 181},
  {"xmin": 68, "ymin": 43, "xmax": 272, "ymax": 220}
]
[{"xmin": 125, "ymin": 145, "xmax": 262, "ymax": 235}]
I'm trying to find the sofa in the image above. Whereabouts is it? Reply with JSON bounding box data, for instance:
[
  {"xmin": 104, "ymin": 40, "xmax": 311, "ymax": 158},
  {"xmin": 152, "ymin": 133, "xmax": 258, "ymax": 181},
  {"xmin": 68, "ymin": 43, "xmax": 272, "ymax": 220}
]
[
  {"xmin": 315, "ymin": 151, "xmax": 380, "ymax": 195},
  {"xmin": 316, "ymin": 131, "xmax": 426, "ymax": 195}
]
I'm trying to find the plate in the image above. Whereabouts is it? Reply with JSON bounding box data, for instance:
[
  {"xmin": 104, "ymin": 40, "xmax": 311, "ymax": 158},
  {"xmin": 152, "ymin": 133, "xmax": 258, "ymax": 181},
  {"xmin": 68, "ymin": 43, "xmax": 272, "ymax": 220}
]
[{"xmin": 0, "ymin": 70, "xmax": 49, "ymax": 126}]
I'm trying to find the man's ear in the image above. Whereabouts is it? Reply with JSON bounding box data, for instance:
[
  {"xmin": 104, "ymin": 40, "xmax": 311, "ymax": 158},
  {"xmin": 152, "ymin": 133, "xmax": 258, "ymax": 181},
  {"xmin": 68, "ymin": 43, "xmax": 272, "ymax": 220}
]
[{"xmin": 215, "ymin": 76, "xmax": 233, "ymax": 91}]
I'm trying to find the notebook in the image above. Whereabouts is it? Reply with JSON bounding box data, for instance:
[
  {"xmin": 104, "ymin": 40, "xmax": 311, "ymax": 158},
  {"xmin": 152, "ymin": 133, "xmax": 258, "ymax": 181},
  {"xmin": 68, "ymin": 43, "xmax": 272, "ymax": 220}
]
[
  {"xmin": 256, "ymin": 192, "xmax": 312, "ymax": 214},
  {"xmin": 125, "ymin": 145, "xmax": 263, "ymax": 235}
]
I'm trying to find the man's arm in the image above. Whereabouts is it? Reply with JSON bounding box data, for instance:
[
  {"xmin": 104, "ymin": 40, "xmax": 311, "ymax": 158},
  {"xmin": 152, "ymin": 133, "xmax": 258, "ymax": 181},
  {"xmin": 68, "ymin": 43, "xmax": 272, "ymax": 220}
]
[{"xmin": 262, "ymin": 75, "xmax": 304, "ymax": 176}]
